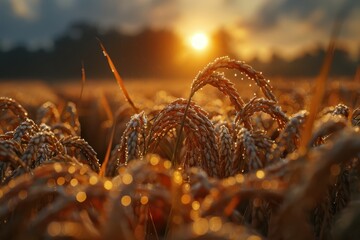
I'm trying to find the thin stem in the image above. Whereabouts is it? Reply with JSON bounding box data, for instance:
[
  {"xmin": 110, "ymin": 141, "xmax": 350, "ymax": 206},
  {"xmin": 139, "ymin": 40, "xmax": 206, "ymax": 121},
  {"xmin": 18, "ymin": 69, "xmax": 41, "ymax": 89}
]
[{"xmin": 171, "ymin": 92, "xmax": 193, "ymax": 167}]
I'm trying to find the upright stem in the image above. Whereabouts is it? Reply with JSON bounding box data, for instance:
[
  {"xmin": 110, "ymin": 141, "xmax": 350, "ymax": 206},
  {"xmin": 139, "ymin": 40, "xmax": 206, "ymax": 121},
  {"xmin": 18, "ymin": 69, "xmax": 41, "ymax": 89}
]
[{"xmin": 171, "ymin": 92, "xmax": 194, "ymax": 167}]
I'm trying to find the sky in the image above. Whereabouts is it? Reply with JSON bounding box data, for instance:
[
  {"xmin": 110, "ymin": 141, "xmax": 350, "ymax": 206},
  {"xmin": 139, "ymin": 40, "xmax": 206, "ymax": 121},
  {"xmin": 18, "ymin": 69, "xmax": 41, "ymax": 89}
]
[{"xmin": 0, "ymin": 0, "xmax": 359, "ymax": 61}]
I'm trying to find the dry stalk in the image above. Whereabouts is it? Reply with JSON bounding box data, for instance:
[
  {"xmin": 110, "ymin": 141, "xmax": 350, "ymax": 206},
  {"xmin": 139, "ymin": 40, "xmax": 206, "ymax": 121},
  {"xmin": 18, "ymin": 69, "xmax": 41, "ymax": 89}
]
[
  {"xmin": 13, "ymin": 118, "xmax": 40, "ymax": 143},
  {"xmin": 217, "ymin": 124, "xmax": 233, "ymax": 178},
  {"xmin": 98, "ymin": 39, "xmax": 139, "ymax": 113},
  {"xmin": 60, "ymin": 136, "xmax": 100, "ymax": 172},
  {"xmin": 233, "ymin": 128, "xmax": 265, "ymax": 173},
  {"xmin": 235, "ymin": 97, "xmax": 288, "ymax": 130},
  {"xmin": 274, "ymin": 110, "xmax": 308, "ymax": 158},
  {"xmin": 148, "ymin": 99, "xmax": 219, "ymax": 177},
  {"xmin": 0, "ymin": 97, "xmax": 28, "ymax": 132},
  {"xmin": 21, "ymin": 131, "xmax": 63, "ymax": 168},
  {"xmin": 308, "ymin": 115, "xmax": 347, "ymax": 147},
  {"xmin": 192, "ymin": 71, "xmax": 245, "ymax": 112},
  {"xmin": 36, "ymin": 101, "xmax": 60, "ymax": 126},
  {"xmin": 106, "ymin": 111, "xmax": 147, "ymax": 177},
  {"xmin": 60, "ymin": 102, "xmax": 81, "ymax": 136},
  {"xmin": 191, "ymin": 56, "xmax": 276, "ymax": 102},
  {"xmin": 270, "ymin": 129, "xmax": 360, "ymax": 240}
]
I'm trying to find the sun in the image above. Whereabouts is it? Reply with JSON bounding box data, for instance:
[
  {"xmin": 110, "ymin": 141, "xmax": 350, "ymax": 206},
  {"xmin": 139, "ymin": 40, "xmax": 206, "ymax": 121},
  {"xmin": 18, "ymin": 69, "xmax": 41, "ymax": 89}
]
[{"xmin": 190, "ymin": 33, "xmax": 209, "ymax": 51}]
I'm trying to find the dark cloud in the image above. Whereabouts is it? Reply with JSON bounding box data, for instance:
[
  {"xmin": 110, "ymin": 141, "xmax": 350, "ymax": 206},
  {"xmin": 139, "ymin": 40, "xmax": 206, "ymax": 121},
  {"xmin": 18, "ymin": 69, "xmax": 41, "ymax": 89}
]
[
  {"xmin": 249, "ymin": 0, "xmax": 360, "ymax": 31},
  {"xmin": 0, "ymin": 0, "xmax": 179, "ymax": 49}
]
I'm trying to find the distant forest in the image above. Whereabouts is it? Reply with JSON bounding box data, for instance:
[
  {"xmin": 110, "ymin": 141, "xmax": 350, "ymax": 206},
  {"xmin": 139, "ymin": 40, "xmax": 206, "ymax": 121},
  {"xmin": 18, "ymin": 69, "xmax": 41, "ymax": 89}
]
[{"xmin": 0, "ymin": 22, "xmax": 358, "ymax": 80}]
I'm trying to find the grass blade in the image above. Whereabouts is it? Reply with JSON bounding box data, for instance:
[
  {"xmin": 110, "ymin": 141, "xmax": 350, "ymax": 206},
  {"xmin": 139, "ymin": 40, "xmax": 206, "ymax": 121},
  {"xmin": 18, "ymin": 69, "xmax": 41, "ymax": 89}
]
[
  {"xmin": 97, "ymin": 38, "xmax": 139, "ymax": 114},
  {"xmin": 299, "ymin": 15, "xmax": 343, "ymax": 153}
]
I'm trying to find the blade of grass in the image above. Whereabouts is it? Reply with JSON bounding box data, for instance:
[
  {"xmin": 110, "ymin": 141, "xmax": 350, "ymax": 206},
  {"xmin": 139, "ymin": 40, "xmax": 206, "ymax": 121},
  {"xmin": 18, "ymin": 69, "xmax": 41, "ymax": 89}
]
[
  {"xmin": 299, "ymin": 14, "xmax": 343, "ymax": 153},
  {"xmin": 147, "ymin": 208, "xmax": 160, "ymax": 240},
  {"xmin": 99, "ymin": 92, "xmax": 115, "ymax": 177},
  {"xmin": 97, "ymin": 38, "xmax": 139, "ymax": 114},
  {"xmin": 78, "ymin": 61, "xmax": 86, "ymax": 104},
  {"xmin": 100, "ymin": 92, "xmax": 114, "ymax": 124},
  {"xmin": 99, "ymin": 118, "xmax": 116, "ymax": 177}
]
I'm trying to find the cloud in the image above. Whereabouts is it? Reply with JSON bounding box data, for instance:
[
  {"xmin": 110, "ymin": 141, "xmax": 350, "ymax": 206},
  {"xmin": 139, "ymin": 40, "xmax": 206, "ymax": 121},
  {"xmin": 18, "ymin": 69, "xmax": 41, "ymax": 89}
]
[
  {"xmin": 10, "ymin": 0, "xmax": 40, "ymax": 20},
  {"xmin": 0, "ymin": 0, "xmax": 183, "ymax": 49},
  {"xmin": 249, "ymin": 0, "xmax": 359, "ymax": 30},
  {"xmin": 233, "ymin": 0, "xmax": 360, "ymax": 60},
  {"xmin": 0, "ymin": 0, "xmax": 358, "ymax": 59}
]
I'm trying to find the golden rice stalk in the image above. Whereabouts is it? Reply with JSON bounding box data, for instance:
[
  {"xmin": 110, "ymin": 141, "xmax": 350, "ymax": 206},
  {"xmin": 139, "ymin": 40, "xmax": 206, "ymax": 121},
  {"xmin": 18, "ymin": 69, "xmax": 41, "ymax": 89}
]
[
  {"xmin": 318, "ymin": 103, "xmax": 349, "ymax": 119},
  {"xmin": 183, "ymin": 136, "xmax": 201, "ymax": 170},
  {"xmin": 60, "ymin": 136, "xmax": 100, "ymax": 172},
  {"xmin": 50, "ymin": 122, "xmax": 77, "ymax": 138},
  {"xmin": 21, "ymin": 131, "xmax": 63, "ymax": 168},
  {"xmin": 36, "ymin": 101, "xmax": 60, "ymax": 126},
  {"xmin": 13, "ymin": 118, "xmax": 40, "ymax": 143},
  {"xmin": 148, "ymin": 99, "xmax": 220, "ymax": 177},
  {"xmin": 191, "ymin": 71, "xmax": 245, "ymax": 112},
  {"xmin": 60, "ymin": 102, "xmax": 81, "ymax": 136},
  {"xmin": 308, "ymin": 115, "xmax": 347, "ymax": 147},
  {"xmin": 216, "ymin": 124, "xmax": 233, "ymax": 178},
  {"xmin": 0, "ymin": 161, "xmax": 107, "ymax": 239},
  {"xmin": 104, "ymin": 155, "xmax": 174, "ymax": 239},
  {"xmin": 106, "ymin": 111, "xmax": 147, "ymax": 177},
  {"xmin": 351, "ymin": 108, "xmax": 360, "ymax": 126},
  {"xmin": 233, "ymin": 127, "xmax": 257, "ymax": 173},
  {"xmin": 275, "ymin": 110, "xmax": 308, "ymax": 158},
  {"xmin": 235, "ymin": 97, "xmax": 289, "ymax": 130},
  {"xmin": 0, "ymin": 143, "xmax": 28, "ymax": 183},
  {"xmin": 233, "ymin": 128, "xmax": 271, "ymax": 173},
  {"xmin": 191, "ymin": 56, "xmax": 276, "ymax": 102},
  {"xmin": 174, "ymin": 56, "xmax": 276, "ymax": 168},
  {"xmin": 0, "ymin": 97, "xmax": 28, "ymax": 132},
  {"xmin": 270, "ymin": 129, "xmax": 360, "ymax": 240}
]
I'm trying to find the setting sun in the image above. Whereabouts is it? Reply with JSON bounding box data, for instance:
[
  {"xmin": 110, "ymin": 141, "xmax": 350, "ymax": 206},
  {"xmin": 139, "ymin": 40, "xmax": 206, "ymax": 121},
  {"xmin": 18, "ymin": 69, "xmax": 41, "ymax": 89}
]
[{"xmin": 190, "ymin": 33, "xmax": 209, "ymax": 51}]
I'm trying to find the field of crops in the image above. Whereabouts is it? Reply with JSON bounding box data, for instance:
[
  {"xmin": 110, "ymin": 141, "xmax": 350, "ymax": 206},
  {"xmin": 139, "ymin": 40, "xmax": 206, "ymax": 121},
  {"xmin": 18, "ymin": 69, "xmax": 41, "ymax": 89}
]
[{"xmin": 1, "ymin": 56, "xmax": 360, "ymax": 239}]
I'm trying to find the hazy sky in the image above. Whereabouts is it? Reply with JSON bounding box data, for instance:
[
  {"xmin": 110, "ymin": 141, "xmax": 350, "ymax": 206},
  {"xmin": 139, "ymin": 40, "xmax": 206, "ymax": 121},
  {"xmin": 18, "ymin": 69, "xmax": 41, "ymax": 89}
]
[{"xmin": 0, "ymin": 0, "xmax": 359, "ymax": 60}]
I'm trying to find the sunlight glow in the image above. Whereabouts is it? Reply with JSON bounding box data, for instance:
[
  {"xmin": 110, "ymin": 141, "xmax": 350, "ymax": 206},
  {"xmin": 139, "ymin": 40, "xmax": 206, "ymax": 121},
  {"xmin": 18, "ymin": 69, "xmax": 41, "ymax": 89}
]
[{"xmin": 190, "ymin": 33, "xmax": 209, "ymax": 51}]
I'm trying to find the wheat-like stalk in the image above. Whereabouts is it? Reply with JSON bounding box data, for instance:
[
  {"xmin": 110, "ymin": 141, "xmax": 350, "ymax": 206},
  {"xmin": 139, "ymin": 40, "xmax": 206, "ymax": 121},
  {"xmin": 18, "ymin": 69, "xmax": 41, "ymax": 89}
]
[
  {"xmin": 60, "ymin": 102, "xmax": 81, "ymax": 136},
  {"xmin": 233, "ymin": 128, "xmax": 262, "ymax": 173},
  {"xmin": 13, "ymin": 118, "xmax": 40, "ymax": 143},
  {"xmin": 191, "ymin": 56, "xmax": 276, "ymax": 102},
  {"xmin": 21, "ymin": 131, "xmax": 63, "ymax": 168},
  {"xmin": 308, "ymin": 114, "xmax": 347, "ymax": 147},
  {"xmin": 36, "ymin": 101, "xmax": 60, "ymax": 126},
  {"xmin": 148, "ymin": 99, "xmax": 220, "ymax": 177},
  {"xmin": 274, "ymin": 110, "xmax": 308, "ymax": 158},
  {"xmin": 217, "ymin": 124, "xmax": 233, "ymax": 178},
  {"xmin": 318, "ymin": 103, "xmax": 349, "ymax": 118},
  {"xmin": 60, "ymin": 136, "xmax": 100, "ymax": 172},
  {"xmin": 270, "ymin": 128, "xmax": 360, "ymax": 240},
  {"xmin": 192, "ymin": 71, "xmax": 245, "ymax": 112},
  {"xmin": 235, "ymin": 97, "xmax": 289, "ymax": 130},
  {"xmin": 106, "ymin": 111, "xmax": 147, "ymax": 177},
  {"xmin": 0, "ymin": 97, "xmax": 28, "ymax": 133}
]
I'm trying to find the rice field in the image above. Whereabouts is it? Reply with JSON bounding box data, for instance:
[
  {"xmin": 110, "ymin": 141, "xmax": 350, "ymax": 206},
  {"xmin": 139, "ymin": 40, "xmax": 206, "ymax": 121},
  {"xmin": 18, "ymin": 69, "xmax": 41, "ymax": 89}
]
[{"xmin": 1, "ymin": 56, "xmax": 360, "ymax": 240}]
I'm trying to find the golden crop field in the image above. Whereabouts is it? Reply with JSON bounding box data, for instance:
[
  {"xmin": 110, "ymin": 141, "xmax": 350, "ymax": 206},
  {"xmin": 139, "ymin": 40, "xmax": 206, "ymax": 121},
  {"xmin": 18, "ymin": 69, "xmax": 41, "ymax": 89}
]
[{"xmin": 1, "ymin": 56, "xmax": 360, "ymax": 240}]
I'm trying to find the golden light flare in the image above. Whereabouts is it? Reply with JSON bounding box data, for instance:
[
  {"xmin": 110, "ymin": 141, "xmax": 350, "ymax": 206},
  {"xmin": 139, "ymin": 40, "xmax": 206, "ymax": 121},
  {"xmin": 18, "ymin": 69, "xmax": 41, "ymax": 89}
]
[
  {"xmin": 140, "ymin": 195, "xmax": 149, "ymax": 205},
  {"xmin": 76, "ymin": 192, "xmax": 87, "ymax": 203},
  {"xmin": 104, "ymin": 180, "xmax": 113, "ymax": 190},
  {"xmin": 121, "ymin": 195, "xmax": 132, "ymax": 206},
  {"xmin": 190, "ymin": 33, "xmax": 209, "ymax": 51}
]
